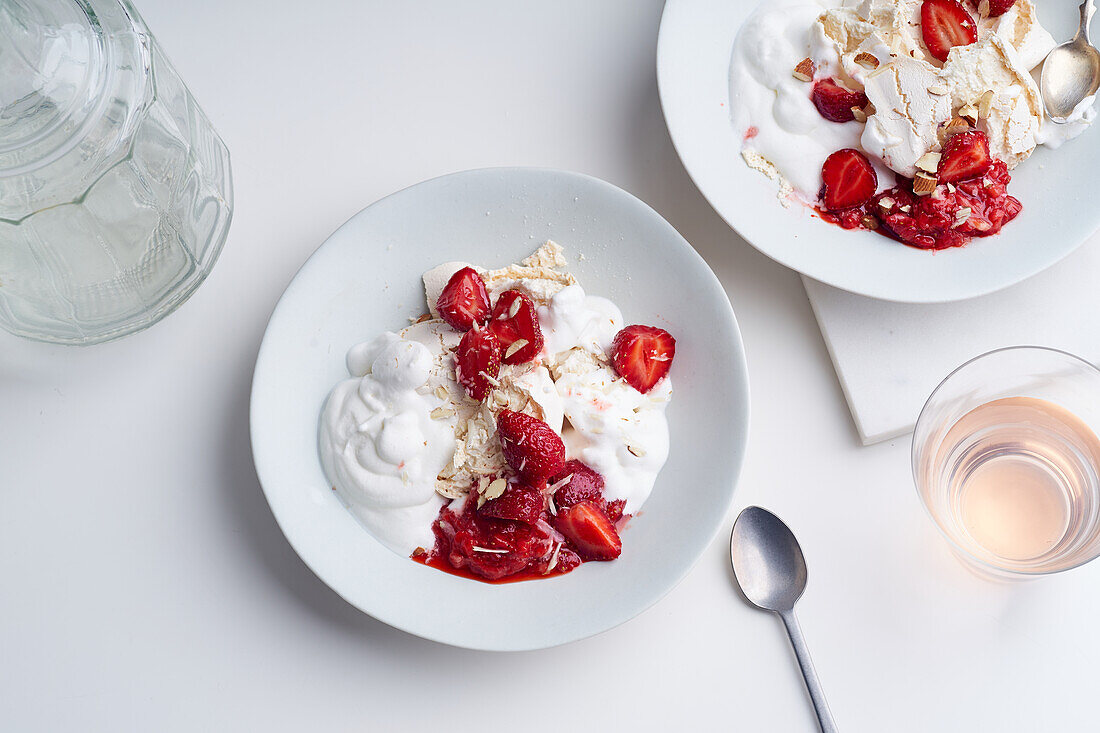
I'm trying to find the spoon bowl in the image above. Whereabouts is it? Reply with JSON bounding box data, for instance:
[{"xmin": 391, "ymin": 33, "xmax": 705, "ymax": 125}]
[
  {"xmin": 1041, "ymin": 0, "xmax": 1100, "ymax": 123},
  {"xmin": 730, "ymin": 505, "xmax": 808, "ymax": 612}
]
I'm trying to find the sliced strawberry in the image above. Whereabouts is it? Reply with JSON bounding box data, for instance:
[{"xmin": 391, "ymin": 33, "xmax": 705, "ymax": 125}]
[
  {"xmin": 821, "ymin": 149, "xmax": 878, "ymax": 211},
  {"xmin": 610, "ymin": 325, "xmax": 676, "ymax": 393},
  {"xmin": 454, "ymin": 327, "xmax": 501, "ymax": 401},
  {"xmin": 436, "ymin": 267, "xmax": 490, "ymax": 332},
  {"xmin": 554, "ymin": 501, "xmax": 622, "ymax": 561},
  {"xmin": 487, "ymin": 290, "xmax": 544, "ymax": 364},
  {"xmin": 921, "ymin": 0, "xmax": 977, "ymax": 62},
  {"xmin": 984, "ymin": 0, "xmax": 1015, "ymax": 16},
  {"xmin": 551, "ymin": 460, "xmax": 606, "ymax": 509},
  {"xmin": 810, "ymin": 78, "xmax": 869, "ymax": 123},
  {"xmin": 496, "ymin": 409, "xmax": 565, "ymax": 483},
  {"xmin": 479, "ymin": 482, "xmax": 545, "ymax": 525},
  {"xmin": 937, "ymin": 130, "xmax": 992, "ymax": 183}
]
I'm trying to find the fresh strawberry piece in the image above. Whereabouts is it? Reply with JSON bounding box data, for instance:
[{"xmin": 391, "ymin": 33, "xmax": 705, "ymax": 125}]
[
  {"xmin": 551, "ymin": 460, "xmax": 606, "ymax": 509},
  {"xmin": 487, "ymin": 290, "xmax": 544, "ymax": 364},
  {"xmin": 984, "ymin": 0, "xmax": 1015, "ymax": 16},
  {"xmin": 610, "ymin": 325, "xmax": 676, "ymax": 393},
  {"xmin": 921, "ymin": 0, "xmax": 977, "ymax": 62},
  {"xmin": 605, "ymin": 499, "xmax": 626, "ymax": 524},
  {"xmin": 554, "ymin": 501, "xmax": 622, "ymax": 561},
  {"xmin": 821, "ymin": 149, "xmax": 878, "ymax": 211},
  {"xmin": 436, "ymin": 267, "xmax": 490, "ymax": 332},
  {"xmin": 810, "ymin": 78, "xmax": 869, "ymax": 123},
  {"xmin": 496, "ymin": 409, "xmax": 566, "ymax": 483},
  {"xmin": 937, "ymin": 130, "xmax": 992, "ymax": 183},
  {"xmin": 454, "ymin": 327, "xmax": 501, "ymax": 401},
  {"xmin": 479, "ymin": 483, "xmax": 545, "ymax": 525}
]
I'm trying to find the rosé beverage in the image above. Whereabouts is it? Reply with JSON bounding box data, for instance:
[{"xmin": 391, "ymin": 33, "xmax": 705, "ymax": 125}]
[{"xmin": 913, "ymin": 348, "xmax": 1100, "ymax": 578}]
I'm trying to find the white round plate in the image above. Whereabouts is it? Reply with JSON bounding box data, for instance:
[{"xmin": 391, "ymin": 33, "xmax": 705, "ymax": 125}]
[
  {"xmin": 250, "ymin": 168, "xmax": 749, "ymax": 651},
  {"xmin": 657, "ymin": 0, "xmax": 1100, "ymax": 303}
]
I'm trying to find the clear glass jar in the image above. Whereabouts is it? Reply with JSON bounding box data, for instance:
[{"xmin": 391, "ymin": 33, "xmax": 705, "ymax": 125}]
[{"xmin": 0, "ymin": 0, "xmax": 232, "ymax": 344}]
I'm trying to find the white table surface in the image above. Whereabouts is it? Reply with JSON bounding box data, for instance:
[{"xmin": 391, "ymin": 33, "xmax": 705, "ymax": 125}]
[{"xmin": 3, "ymin": 1, "xmax": 1098, "ymax": 730}]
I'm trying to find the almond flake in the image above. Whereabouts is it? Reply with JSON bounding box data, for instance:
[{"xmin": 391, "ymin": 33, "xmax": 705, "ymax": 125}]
[
  {"xmin": 915, "ymin": 152, "xmax": 941, "ymax": 173},
  {"xmin": 865, "ymin": 101, "xmax": 876, "ymax": 116},
  {"xmin": 860, "ymin": 214, "xmax": 879, "ymax": 230},
  {"xmin": 627, "ymin": 445, "xmax": 646, "ymax": 458},
  {"xmin": 955, "ymin": 207, "xmax": 972, "ymax": 222},
  {"xmin": 946, "ymin": 182, "xmax": 956, "ymax": 193},
  {"xmin": 545, "ymin": 542, "xmax": 562, "ymax": 573},
  {"xmin": 548, "ymin": 473, "xmax": 574, "ymax": 492},
  {"xmin": 430, "ymin": 406, "xmax": 456, "ymax": 420},
  {"xmin": 977, "ymin": 0, "xmax": 990, "ymax": 16},
  {"xmin": 927, "ymin": 85, "xmax": 948, "ymax": 96},
  {"xmin": 853, "ymin": 52, "xmax": 879, "ymax": 70},
  {"xmin": 508, "ymin": 298, "xmax": 523, "ymax": 318},
  {"xmin": 851, "ymin": 107, "xmax": 867, "ymax": 123},
  {"xmin": 978, "ymin": 90, "xmax": 995, "ymax": 119},
  {"xmin": 547, "ymin": 496, "xmax": 558, "ymax": 517},
  {"xmin": 913, "ymin": 173, "xmax": 938, "ymax": 196},
  {"xmin": 483, "ymin": 477, "xmax": 508, "ymax": 501},
  {"xmin": 415, "ymin": 313, "xmax": 433, "ymax": 323},
  {"xmin": 504, "ymin": 338, "xmax": 529, "ymax": 359},
  {"xmin": 472, "ymin": 546, "xmax": 509, "ymax": 554},
  {"xmin": 479, "ymin": 370, "xmax": 501, "ymax": 387},
  {"xmin": 792, "ymin": 57, "xmax": 815, "ymax": 82},
  {"xmin": 899, "ymin": 204, "xmax": 912, "ymax": 213},
  {"xmin": 943, "ymin": 117, "xmax": 971, "ymax": 139},
  {"xmin": 434, "ymin": 385, "xmax": 449, "ymax": 400},
  {"xmin": 957, "ymin": 104, "xmax": 979, "ymax": 124},
  {"xmin": 878, "ymin": 196, "xmax": 896, "ymax": 210}
]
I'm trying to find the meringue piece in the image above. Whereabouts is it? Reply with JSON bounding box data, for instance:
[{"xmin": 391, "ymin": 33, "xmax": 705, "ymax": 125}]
[
  {"xmin": 856, "ymin": 0, "xmax": 927, "ymax": 63},
  {"xmin": 982, "ymin": 0, "xmax": 1056, "ymax": 71},
  {"xmin": 861, "ymin": 56, "xmax": 952, "ymax": 177},
  {"xmin": 817, "ymin": 7, "xmax": 895, "ymax": 86},
  {"xmin": 942, "ymin": 34, "xmax": 1043, "ymax": 168}
]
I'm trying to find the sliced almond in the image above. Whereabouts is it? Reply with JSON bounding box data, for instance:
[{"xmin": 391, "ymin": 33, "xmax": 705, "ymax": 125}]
[
  {"xmin": 977, "ymin": 0, "xmax": 990, "ymax": 17},
  {"xmin": 955, "ymin": 207, "xmax": 972, "ymax": 222},
  {"xmin": 415, "ymin": 313, "xmax": 433, "ymax": 323},
  {"xmin": 946, "ymin": 182, "xmax": 956, "ymax": 193},
  {"xmin": 483, "ymin": 477, "xmax": 508, "ymax": 501},
  {"xmin": 853, "ymin": 52, "xmax": 879, "ymax": 70},
  {"xmin": 913, "ymin": 172, "xmax": 938, "ymax": 196},
  {"xmin": 472, "ymin": 546, "xmax": 509, "ymax": 554},
  {"xmin": 430, "ymin": 406, "xmax": 456, "ymax": 420},
  {"xmin": 865, "ymin": 101, "xmax": 877, "ymax": 116},
  {"xmin": 507, "ymin": 298, "xmax": 523, "ymax": 318},
  {"xmin": 479, "ymin": 370, "xmax": 501, "ymax": 387},
  {"xmin": 899, "ymin": 204, "xmax": 912, "ymax": 213},
  {"xmin": 927, "ymin": 85, "xmax": 949, "ymax": 96},
  {"xmin": 627, "ymin": 445, "xmax": 647, "ymax": 458},
  {"xmin": 851, "ymin": 106, "xmax": 867, "ymax": 123},
  {"xmin": 978, "ymin": 90, "xmax": 995, "ymax": 119},
  {"xmin": 878, "ymin": 196, "xmax": 896, "ymax": 211},
  {"xmin": 915, "ymin": 151, "xmax": 941, "ymax": 173},
  {"xmin": 860, "ymin": 214, "xmax": 880, "ymax": 230},
  {"xmin": 792, "ymin": 57, "xmax": 816, "ymax": 82},
  {"xmin": 504, "ymin": 338, "xmax": 529, "ymax": 359},
  {"xmin": 941, "ymin": 116, "xmax": 971, "ymax": 141},
  {"xmin": 957, "ymin": 104, "xmax": 979, "ymax": 124},
  {"xmin": 434, "ymin": 385, "xmax": 449, "ymax": 400}
]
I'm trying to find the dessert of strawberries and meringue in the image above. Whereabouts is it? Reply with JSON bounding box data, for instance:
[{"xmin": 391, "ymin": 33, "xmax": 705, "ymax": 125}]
[
  {"xmin": 730, "ymin": 0, "xmax": 1097, "ymax": 250},
  {"xmin": 319, "ymin": 242, "xmax": 677, "ymax": 582}
]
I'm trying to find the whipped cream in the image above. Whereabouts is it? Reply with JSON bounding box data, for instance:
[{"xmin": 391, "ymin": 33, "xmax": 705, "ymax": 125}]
[
  {"xmin": 538, "ymin": 283, "xmax": 624, "ymax": 362},
  {"xmin": 320, "ymin": 324, "xmax": 457, "ymax": 554},
  {"xmin": 552, "ymin": 349, "xmax": 672, "ymax": 514}
]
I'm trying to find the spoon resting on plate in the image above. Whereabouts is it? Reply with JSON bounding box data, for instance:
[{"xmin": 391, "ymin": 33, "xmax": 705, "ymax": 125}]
[
  {"xmin": 730, "ymin": 506, "xmax": 839, "ymax": 733},
  {"xmin": 1041, "ymin": 0, "xmax": 1100, "ymax": 123}
]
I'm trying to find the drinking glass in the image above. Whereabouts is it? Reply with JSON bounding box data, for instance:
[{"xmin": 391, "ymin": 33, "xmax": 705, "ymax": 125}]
[
  {"xmin": 0, "ymin": 0, "xmax": 232, "ymax": 344},
  {"xmin": 912, "ymin": 346, "xmax": 1100, "ymax": 579}
]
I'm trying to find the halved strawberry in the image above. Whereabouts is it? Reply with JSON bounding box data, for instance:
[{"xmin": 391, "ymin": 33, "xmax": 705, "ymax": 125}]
[
  {"xmin": 610, "ymin": 325, "xmax": 676, "ymax": 393},
  {"xmin": 551, "ymin": 460, "xmax": 606, "ymax": 510},
  {"xmin": 810, "ymin": 78, "xmax": 869, "ymax": 123},
  {"xmin": 821, "ymin": 149, "xmax": 878, "ymax": 211},
  {"xmin": 921, "ymin": 0, "xmax": 977, "ymax": 62},
  {"xmin": 454, "ymin": 327, "xmax": 501, "ymax": 401},
  {"xmin": 496, "ymin": 409, "xmax": 565, "ymax": 484},
  {"xmin": 436, "ymin": 267, "xmax": 490, "ymax": 332},
  {"xmin": 937, "ymin": 130, "xmax": 992, "ymax": 183},
  {"xmin": 554, "ymin": 501, "xmax": 622, "ymax": 561},
  {"xmin": 479, "ymin": 482, "xmax": 545, "ymax": 525},
  {"xmin": 487, "ymin": 290, "xmax": 544, "ymax": 364}
]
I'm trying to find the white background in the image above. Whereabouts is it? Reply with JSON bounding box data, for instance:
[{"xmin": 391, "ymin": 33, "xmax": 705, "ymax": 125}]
[{"xmin": 3, "ymin": 1, "xmax": 1098, "ymax": 730}]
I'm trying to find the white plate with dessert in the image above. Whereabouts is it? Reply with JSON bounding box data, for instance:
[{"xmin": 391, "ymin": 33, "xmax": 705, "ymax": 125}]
[
  {"xmin": 657, "ymin": 0, "xmax": 1100, "ymax": 303},
  {"xmin": 249, "ymin": 168, "xmax": 749, "ymax": 650}
]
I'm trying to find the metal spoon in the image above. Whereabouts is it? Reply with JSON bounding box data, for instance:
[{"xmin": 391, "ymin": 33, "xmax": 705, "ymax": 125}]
[
  {"xmin": 1041, "ymin": 0, "xmax": 1100, "ymax": 123},
  {"xmin": 730, "ymin": 507, "xmax": 838, "ymax": 733}
]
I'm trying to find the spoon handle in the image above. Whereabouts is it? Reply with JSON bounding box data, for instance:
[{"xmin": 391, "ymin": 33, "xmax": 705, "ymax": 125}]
[
  {"xmin": 1079, "ymin": 0, "xmax": 1096, "ymax": 40},
  {"xmin": 779, "ymin": 609, "xmax": 839, "ymax": 733}
]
